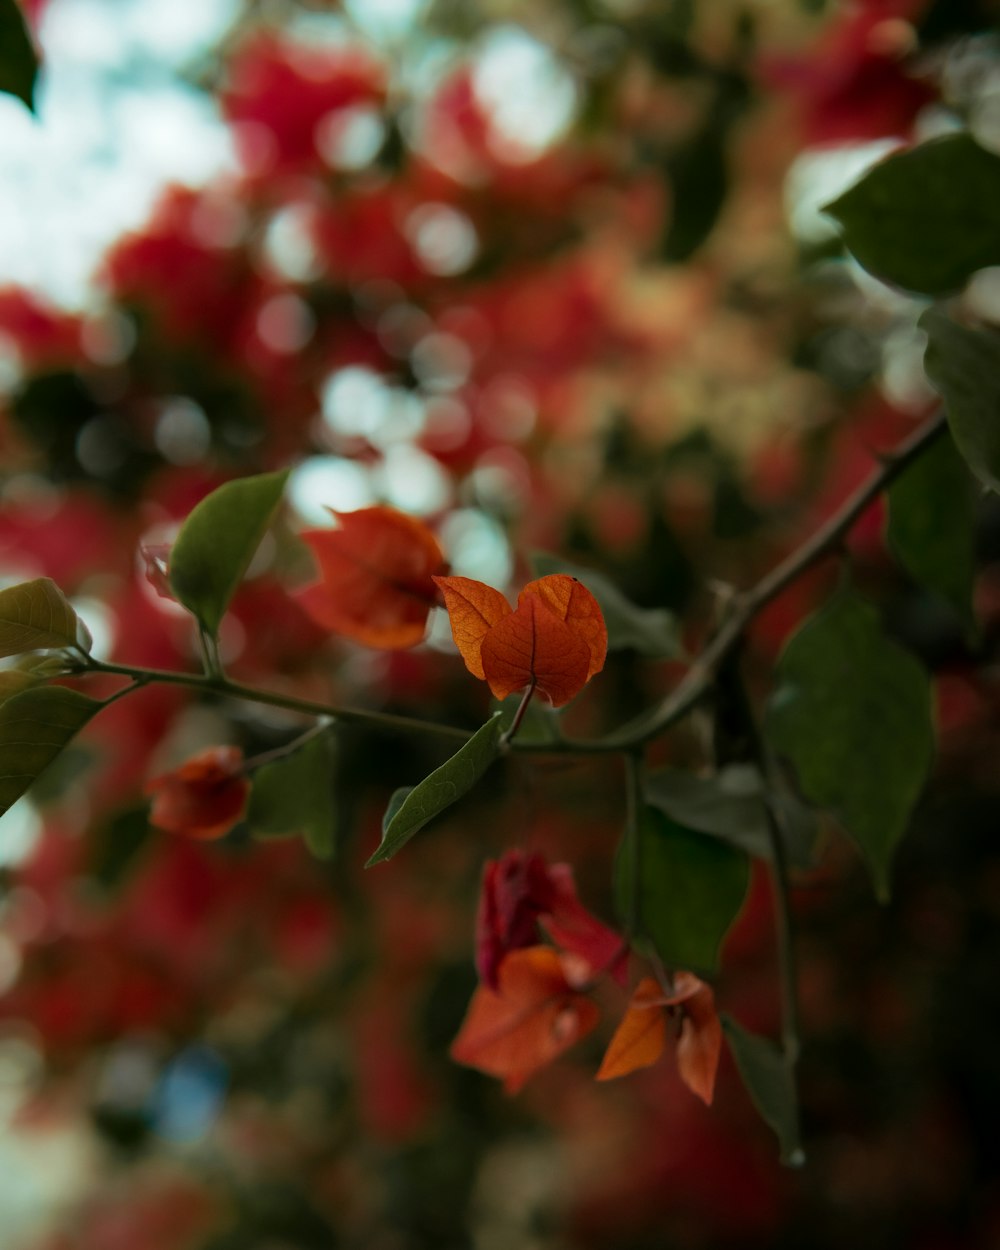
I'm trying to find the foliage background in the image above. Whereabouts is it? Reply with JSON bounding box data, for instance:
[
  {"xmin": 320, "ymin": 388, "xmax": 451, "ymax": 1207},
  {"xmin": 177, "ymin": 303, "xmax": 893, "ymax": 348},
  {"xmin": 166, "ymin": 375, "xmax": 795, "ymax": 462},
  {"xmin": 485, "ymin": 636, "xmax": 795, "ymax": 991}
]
[{"xmin": 2, "ymin": 0, "xmax": 1000, "ymax": 1246}]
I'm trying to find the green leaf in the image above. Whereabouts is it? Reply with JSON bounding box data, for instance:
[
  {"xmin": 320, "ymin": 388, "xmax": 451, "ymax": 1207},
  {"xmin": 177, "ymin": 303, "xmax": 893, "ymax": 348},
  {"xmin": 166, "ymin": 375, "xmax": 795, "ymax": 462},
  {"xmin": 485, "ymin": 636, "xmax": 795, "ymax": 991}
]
[
  {"xmin": 722, "ymin": 1016, "xmax": 803, "ymax": 1166},
  {"xmin": 0, "ymin": 578, "xmax": 90, "ymax": 659},
  {"xmin": 247, "ymin": 734, "xmax": 336, "ymax": 859},
  {"xmin": 823, "ymin": 133, "xmax": 1000, "ymax": 295},
  {"xmin": 168, "ymin": 470, "xmax": 289, "ymax": 636},
  {"xmin": 531, "ymin": 552, "xmax": 681, "ymax": 658},
  {"xmin": 0, "ymin": 686, "xmax": 101, "ymax": 819},
  {"xmin": 888, "ymin": 431, "xmax": 976, "ymax": 633},
  {"xmin": 619, "ymin": 804, "xmax": 749, "ymax": 975},
  {"xmin": 921, "ymin": 307, "xmax": 1000, "ymax": 494},
  {"xmin": 766, "ymin": 593, "xmax": 933, "ymax": 900},
  {"xmin": 644, "ymin": 764, "xmax": 817, "ymax": 868},
  {"xmin": 0, "ymin": 0, "xmax": 38, "ymax": 112},
  {"xmin": 366, "ymin": 714, "xmax": 504, "ymax": 866}
]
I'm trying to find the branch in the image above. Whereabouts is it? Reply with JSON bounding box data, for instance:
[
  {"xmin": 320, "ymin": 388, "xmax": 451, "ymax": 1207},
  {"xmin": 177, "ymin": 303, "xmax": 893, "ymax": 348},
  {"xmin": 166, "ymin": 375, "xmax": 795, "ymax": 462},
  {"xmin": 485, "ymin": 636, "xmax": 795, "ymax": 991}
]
[{"xmin": 595, "ymin": 408, "xmax": 949, "ymax": 752}]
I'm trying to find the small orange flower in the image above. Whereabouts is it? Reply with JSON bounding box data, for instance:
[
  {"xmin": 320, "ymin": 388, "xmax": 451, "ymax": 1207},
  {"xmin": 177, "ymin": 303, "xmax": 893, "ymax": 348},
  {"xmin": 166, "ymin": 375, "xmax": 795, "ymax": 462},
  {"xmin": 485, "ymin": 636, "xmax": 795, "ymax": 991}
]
[
  {"xmin": 434, "ymin": 573, "xmax": 607, "ymax": 706},
  {"xmin": 597, "ymin": 971, "xmax": 722, "ymax": 1104},
  {"xmin": 145, "ymin": 746, "xmax": 250, "ymax": 841}
]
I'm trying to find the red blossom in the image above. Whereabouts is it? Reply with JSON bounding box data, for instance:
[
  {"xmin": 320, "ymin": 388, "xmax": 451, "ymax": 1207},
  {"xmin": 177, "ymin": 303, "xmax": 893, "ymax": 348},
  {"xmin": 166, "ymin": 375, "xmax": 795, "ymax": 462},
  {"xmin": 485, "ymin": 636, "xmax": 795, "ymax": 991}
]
[
  {"xmin": 476, "ymin": 849, "xmax": 626, "ymax": 989},
  {"xmin": 145, "ymin": 746, "xmax": 250, "ymax": 841}
]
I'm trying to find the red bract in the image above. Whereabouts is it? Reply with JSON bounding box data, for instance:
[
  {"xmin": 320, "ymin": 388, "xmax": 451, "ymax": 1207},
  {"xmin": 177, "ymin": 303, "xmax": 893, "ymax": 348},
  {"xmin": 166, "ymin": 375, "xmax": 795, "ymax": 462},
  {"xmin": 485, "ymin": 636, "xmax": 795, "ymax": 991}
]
[
  {"xmin": 145, "ymin": 746, "xmax": 249, "ymax": 841},
  {"xmin": 450, "ymin": 945, "xmax": 600, "ymax": 1093},
  {"xmin": 434, "ymin": 573, "xmax": 606, "ymax": 706},
  {"xmin": 298, "ymin": 506, "xmax": 448, "ymax": 649},
  {"xmin": 476, "ymin": 849, "xmax": 627, "ymax": 990}
]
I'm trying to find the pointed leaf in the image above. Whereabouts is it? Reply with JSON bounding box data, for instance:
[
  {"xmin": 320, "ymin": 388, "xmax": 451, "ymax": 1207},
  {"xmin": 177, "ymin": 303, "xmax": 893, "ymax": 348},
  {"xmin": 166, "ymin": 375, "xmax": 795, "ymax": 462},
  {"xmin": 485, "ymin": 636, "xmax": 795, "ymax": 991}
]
[
  {"xmin": 0, "ymin": 578, "xmax": 89, "ymax": 659},
  {"xmin": 922, "ymin": 307, "xmax": 1000, "ymax": 494},
  {"xmin": 248, "ymin": 733, "xmax": 336, "ymax": 859},
  {"xmin": 169, "ymin": 470, "xmax": 289, "ymax": 636},
  {"xmin": 766, "ymin": 593, "xmax": 933, "ymax": 900},
  {"xmin": 433, "ymin": 575, "xmax": 511, "ymax": 678},
  {"xmin": 596, "ymin": 978, "xmax": 668, "ymax": 1080},
  {"xmin": 0, "ymin": 686, "xmax": 101, "ymax": 818},
  {"xmin": 619, "ymin": 805, "xmax": 750, "ymax": 976},
  {"xmin": 480, "ymin": 595, "xmax": 591, "ymax": 706},
  {"xmin": 888, "ymin": 431, "xmax": 976, "ymax": 633},
  {"xmin": 0, "ymin": 0, "xmax": 38, "ymax": 112},
  {"xmin": 823, "ymin": 133, "xmax": 1000, "ymax": 295},
  {"xmin": 644, "ymin": 765, "xmax": 817, "ymax": 868},
  {"xmin": 723, "ymin": 1015, "xmax": 803, "ymax": 1166},
  {"xmin": 531, "ymin": 552, "xmax": 681, "ymax": 658},
  {"xmin": 300, "ymin": 507, "xmax": 447, "ymax": 649},
  {"xmin": 450, "ymin": 946, "xmax": 600, "ymax": 1093},
  {"xmin": 366, "ymin": 713, "xmax": 504, "ymax": 865}
]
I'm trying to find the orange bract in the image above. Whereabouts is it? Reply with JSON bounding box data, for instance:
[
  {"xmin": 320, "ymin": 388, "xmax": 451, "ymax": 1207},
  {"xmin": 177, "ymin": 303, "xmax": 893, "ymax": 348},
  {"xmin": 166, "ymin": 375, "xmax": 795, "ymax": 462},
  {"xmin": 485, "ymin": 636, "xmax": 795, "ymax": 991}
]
[
  {"xmin": 299, "ymin": 506, "xmax": 447, "ymax": 649},
  {"xmin": 432, "ymin": 575, "xmax": 510, "ymax": 679},
  {"xmin": 145, "ymin": 745, "xmax": 250, "ymax": 841},
  {"xmin": 596, "ymin": 971, "xmax": 722, "ymax": 1102},
  {"xmin": 672, "ymin": 974, "xmax": 722, "ymax": 1106},
  {"xmin": 450, "ymin": 945, "xmax": 600, "ymax": 1093},
  {"xmin": 596, "ymin": 977, "xmax": 668, "ymax": 1080},
  {"xmin": 434, "ymin": 573, "xmax": 607, "ymax": 707}
]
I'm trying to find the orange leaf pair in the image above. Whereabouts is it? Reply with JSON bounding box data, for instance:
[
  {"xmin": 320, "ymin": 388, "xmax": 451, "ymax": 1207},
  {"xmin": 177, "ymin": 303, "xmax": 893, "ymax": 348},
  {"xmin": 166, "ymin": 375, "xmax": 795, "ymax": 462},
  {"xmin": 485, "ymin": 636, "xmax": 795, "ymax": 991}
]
[
  {"xmin": 299, "ymin": 506, "xmax": 447, "ymax": 649},
  {"xmin": 434, "ymin": 574, "xmax": 607, "ymax": 706},
  {"xmin": 450, "ymin": 946, "xmax": 600, "ymax": 1093},
  {"xmin": 145, "ymin": 746, "xmax": 250, "ymax": 841},
  {"xmin": 596, "ymin": 972, "xmax": 722, "ymax": 1105}
]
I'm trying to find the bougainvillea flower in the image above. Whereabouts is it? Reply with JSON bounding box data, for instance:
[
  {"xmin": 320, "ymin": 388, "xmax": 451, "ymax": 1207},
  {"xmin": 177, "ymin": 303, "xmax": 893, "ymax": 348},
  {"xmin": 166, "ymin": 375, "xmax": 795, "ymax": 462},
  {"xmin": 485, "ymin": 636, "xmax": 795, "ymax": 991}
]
[
  {"xmin": 450, "ymin": 945, "xmax": 600, "ymax": 1093},
  {"xmin": 597, "ymin": 971, "xmax": 722, "ymax": 1104},
  {"xmin": 140, "ymin": 542, "xmax": 174, "ymax": 601},
  {"xmin": 476, "ymin": 849, "xmax": 627, "ymax": 990},
  {"xmin": 298, "ymin": 506, "xmax": 448, "ymax": 649},
  {"xmin": 145, "ymin": 746, "xmax": 250, "ymax": 841},
  {"xmin": 434, "ymin": 573, "xmax": 606, "ymax": 706}
]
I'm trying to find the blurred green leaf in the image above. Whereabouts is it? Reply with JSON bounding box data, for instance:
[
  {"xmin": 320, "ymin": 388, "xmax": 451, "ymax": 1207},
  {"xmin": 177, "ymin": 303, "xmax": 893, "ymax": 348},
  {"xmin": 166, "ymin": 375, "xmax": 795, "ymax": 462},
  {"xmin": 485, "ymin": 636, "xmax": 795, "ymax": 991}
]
[
  {"xmin": 766, "ymin": 593, "xmax": 933, "ymax": 900},
  {"xmin": 248, "ymin": 733, "xmax": 337, "ymax": 859},
  {"xmin": 0, "ymin": 686, "xmax": 101, "ymax": 818},
  {"xmin": 888, "ymin": 431, "xmax": 976, "ymax": 633},
  {"xmin": 644, "ymin": 764, "xmax": 817, "ymax": 867},
  {"xmin": 0, "ymin": 0, "xmax": 37, "ymax": 111},
  {"xmin": 169, "ymin": 470, "xmax": 289, "ymax": 637},
  {"xmin": 0, "ymin": 578, "xmax": 89, "ymax": 659},
  {"xmin": 722, "ymin": 1015, "xmax": 803, "ymax": 1166},
  {"xmin": 619, "ymin": 804, "xmax": 749, "ymax": 975},
  {"xmin": 824, "ymin": 133, "xmax": 1000, "ymax": 294},
  {"xmin": 531, "ymin": 552, "xmax": 681, "ymax": 658},
  {"xmin": 922, "ymin": 307, "xmax": 1000, "ymax": 494},
  {"xmin": 366, "ymin": 715, "xmax": 503, "ymax": 866}
]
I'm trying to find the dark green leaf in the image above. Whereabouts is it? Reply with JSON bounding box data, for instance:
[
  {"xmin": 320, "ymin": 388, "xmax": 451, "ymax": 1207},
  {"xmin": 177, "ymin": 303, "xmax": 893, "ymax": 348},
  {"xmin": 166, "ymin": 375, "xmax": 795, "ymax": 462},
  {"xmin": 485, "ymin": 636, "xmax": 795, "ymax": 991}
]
[
  {"xmin": 0, "ymin": 0, "xmax": 38, "ymax": 112},
  {"xmin": 531, "ymin": 552, "xmax": 681, "ymax": 658},
  {"xmin": 888, "ymin": 431, "xmax": 976, "ymax": 633},
  {"xmin": 247, "ymin": 734, "xmax": 336, "ymax": 859},
  {"xmin": 722, "ymin": 1016, "xmax": 803, "ymax": 1166},
  {"xmin": 643, "ymin": 764, "xmax": 817, "ymax": 868},
  {"xmin": 169, "ymin": 470, "xmax": 289, "ymax": 636},
  {"xmin": 366, "ymin": 714, "xmax": 503, "ymax": 866},
  {"xmin": 823, "ymin": 133, "xmax": 1000, "ymax": 294},
  {"xmin": 618, "ymin": 804, "xmax": 749, "ymax": 975},
  {"xmin": 921, "ymin": 307, "xmax": 1000, "ymax": 494},
  {"xmin": 0, "ymin": 578, "xmax": 89, "ymax": 659},
  {"xmin": 0, "ymin": 686, "xmax": 101, "ymax": 818},
  {"xmin": 382, "ymin": 786, "xmax": 414, "ymax": 833},
  {"xmin": 766, "ymin": 593, "xmax": 933, "ymax": 900}
]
